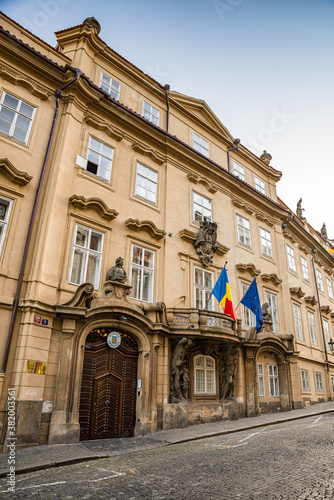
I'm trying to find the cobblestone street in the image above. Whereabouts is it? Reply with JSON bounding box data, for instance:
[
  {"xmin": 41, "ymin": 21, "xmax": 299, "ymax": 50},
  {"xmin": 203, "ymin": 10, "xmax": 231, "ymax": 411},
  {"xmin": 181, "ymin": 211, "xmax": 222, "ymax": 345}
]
[{"xmin": 1, "ymin": 412, "xmax": 334, "ymax": 499}]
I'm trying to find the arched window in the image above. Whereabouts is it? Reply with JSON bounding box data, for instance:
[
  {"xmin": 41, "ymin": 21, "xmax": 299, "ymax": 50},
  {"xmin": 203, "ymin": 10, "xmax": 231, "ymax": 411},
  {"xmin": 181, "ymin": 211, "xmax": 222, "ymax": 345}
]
[{"xmin": 194, "ymin": 355, "xmax": 216, "ymax": 394}]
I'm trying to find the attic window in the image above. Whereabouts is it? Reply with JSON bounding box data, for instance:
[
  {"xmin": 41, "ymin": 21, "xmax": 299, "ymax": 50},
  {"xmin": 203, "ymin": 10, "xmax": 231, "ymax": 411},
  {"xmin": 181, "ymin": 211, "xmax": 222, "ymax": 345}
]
[{"xmin": 193, "ymin": 133, "xmax": 209, "ymax": 157}]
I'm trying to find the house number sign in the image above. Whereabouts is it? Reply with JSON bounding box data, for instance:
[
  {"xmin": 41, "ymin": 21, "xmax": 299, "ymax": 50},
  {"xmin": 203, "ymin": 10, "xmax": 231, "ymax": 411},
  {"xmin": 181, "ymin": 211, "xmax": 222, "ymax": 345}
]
[{"xmin": 107, "ymin": 331, "xmax": 121, "ymax": 349}]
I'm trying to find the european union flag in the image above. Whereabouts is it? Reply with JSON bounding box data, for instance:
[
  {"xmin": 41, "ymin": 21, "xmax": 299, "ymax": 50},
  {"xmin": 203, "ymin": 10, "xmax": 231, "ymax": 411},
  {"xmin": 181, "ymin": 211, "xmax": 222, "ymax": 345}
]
[{"xmin": 240, "ymin": 278, "xmax": 263, "ymax": 332}]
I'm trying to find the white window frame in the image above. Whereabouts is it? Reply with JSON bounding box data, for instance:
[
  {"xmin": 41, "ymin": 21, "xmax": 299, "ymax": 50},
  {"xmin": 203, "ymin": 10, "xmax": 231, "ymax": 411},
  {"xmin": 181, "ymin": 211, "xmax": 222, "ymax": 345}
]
[
  {"xmin": 0, "ymin": 91, "xmax": 35, "ymax": 144},
  {"xmin": 130, "ymin": 244, "xmax": 155, "ymax": 303},
  {"xmin": 242, "ymin": 283, "xmax": 256, "ymax": 327},
  {"xmin": 301, "ymin": 256, "xmax": 309, "ymax": 282},
  {"xmin": 323, "ymin": 319, "xmax": 330, "ymax": 351},
  {"xmin": 286, "ymin": 245, "xmax": 296, "ymax": 272},
  {"xmin": 99, "ymin": 72, "xmax": 120, "ymax": 100},
  {"xmin": 192, "ymin": 191, "xmax": 212, "ymax": 223},
  {"xmin": 232, "ymin": 162, "xmax": 245, "ymax": 181},
  {"xmin": 315, "ymin": 372, "xmax": 323, "ymax": 392},
  {"xmin": 237, "ymin": 215, "xmax": 251, "ymax": 247},
  {"xmin": 69, "ymin": 225, "xmax": 103, "ymax": 289},
  {"xmin": 331, "ymin": 375, "xmax": 334, "ymax": 393},
  {"xmin": 265, "ymin": 292, "xmax": 279, "ymax": 333},
  {"xmin": 192, "ymin": 133, "xmax": 209, "ymax": 157},
  {"xmin": 80, "ymin": 136, "xmax": 114, "ymax": 181},
  {"xmin": 301, "ymin": 370, "xmax": 310, "ymax": 391},
  {"xmin": 316, "ymin": 269, "xmax": 324, "ymax": 292},
  {"xmin": 254, "ymin": 176, "xmax": 265, "ymax": 194},
  {"xmin": 194, "ymin": 355, "xmax": 216, "ymax": 394},
  {"xmin": 134, "ymin": 162, "xmax": 158, "ymax": 204},
  {"xmin": 268, "ymin": 364, "xmax": 279, "ymax": 397},
  {"xmin": 293, "ymin": 303, "xmax": 304, "ymax": 341},
  {"xmin": 308, "ymin": 311, "xmax": 317, "ymax": 345},
  {"xmin": 326, "ymin": 277, "xmax": 333, "ymax": 300},
  {"xmin": 257, "ymin": 363, "xmax": 265, "ymax": 397},
  {"xmin": 194, "ymin": 267, "xmax": 214, "ymax": 311},
  {"xmin": 142, "ymin": 101, "xmax": 160, "ymax": 126},
  {"xmin": 0, "ymin": 196, "xmax": 13, "ymax": 257},
  {"xmin": 260, "ymin": 228, "xmax": 273, "ymax": 258}
]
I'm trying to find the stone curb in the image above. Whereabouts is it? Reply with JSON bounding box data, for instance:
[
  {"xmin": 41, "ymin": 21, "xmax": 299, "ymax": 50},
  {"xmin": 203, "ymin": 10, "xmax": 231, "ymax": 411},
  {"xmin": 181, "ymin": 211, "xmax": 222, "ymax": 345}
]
[{"xmin": 0, "ymin": 408, "xmax": 332, "ymax": 478}]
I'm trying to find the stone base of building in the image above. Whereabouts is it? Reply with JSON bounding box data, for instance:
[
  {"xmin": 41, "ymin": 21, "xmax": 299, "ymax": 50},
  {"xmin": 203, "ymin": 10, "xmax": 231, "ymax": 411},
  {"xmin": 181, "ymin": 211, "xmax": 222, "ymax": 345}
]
[{"xmin": 158, "ymin": 401, "xmax": 246, "ymax": 431}]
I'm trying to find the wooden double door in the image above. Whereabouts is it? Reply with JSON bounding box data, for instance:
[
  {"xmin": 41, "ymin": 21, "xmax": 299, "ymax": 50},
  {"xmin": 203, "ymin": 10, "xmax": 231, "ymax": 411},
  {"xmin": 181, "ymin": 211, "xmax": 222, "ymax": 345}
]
[{"xmin": 79, "ymin": 329, "xmax": 138, "ymax": 441}]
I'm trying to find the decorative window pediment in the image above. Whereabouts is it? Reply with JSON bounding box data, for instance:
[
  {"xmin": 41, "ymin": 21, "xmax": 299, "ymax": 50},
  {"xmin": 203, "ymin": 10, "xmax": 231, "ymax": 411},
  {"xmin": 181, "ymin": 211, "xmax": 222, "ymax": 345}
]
[
  {"xmin": 236, "ymin": 263, "xmax": 260, "ymax": 277},
  {"xmin": 0, "ymin": 158, "xmax": 32, "ymax": 186},
  {"xmin": 304, "ymin": 295, "xmax": 317, "ymax": 307},
  {"xmin": 132, "ymin": 141, "xmax": 165, "ymax": 165},
  {"xmin": 125, "ymin": 218, "xmax": 166, "ymax": 240},
  {"xmin": 187, "ymin": 173, "xmax": 217, "ymax": 193},
  {"xmin": 321, "ymin": 305, "xmax": 332, "ymax": 315},
  {"xmin": 290, "ymin": 287, "xmax": 305, "ymax": 299},
  {"xmin": 84, "ymin": 111, "xmax": 124, "ymax": 141},
  {"xmin": 69, "ymin": 195, "xmax": 119, "ymax": 221},
  {"xmin": 261, "ymin": 273, "xmax": 282, "ymax": 286}
]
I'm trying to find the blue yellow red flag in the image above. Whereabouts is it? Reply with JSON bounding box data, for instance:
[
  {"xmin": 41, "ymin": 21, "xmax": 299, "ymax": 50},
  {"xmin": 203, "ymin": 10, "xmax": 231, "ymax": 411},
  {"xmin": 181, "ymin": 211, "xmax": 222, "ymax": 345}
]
[
  {"xmin": 240, "ymin": 278, "xmax": 263, "ymax": 332},
  {"xmin": 212, "ymin": 266, "xmax": 237, "ymax": 320}
]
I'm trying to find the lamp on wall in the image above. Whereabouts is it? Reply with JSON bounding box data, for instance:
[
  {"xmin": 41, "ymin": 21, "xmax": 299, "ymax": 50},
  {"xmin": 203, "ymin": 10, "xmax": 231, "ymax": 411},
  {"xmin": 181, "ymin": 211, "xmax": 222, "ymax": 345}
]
[{"xmin": 328, "ymin": 338, "xmax": 334, "ymax": 352}]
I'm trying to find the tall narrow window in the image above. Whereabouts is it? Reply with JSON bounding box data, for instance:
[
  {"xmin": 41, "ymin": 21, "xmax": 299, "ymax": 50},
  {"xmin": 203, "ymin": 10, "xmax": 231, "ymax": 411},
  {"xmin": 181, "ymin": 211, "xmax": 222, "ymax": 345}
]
[
  {"xmin": 142, "ymin": 101, "xmax": 159, "ymax": 126},
  {"xmin": 193, "ymin": 133, "xmax": 209, "ymax": 157},
  {"xmin": 99, "ymin": 72, "xmax": 120, "ymax": 100},
  {"xmin": 69, "ymin": 225, "xmax": 103, "ymax": 289},
  {"xmin": 260, "ymin": 228, "xmax": 273, "ymax": 258},
  {"xmin": 293, "ymin": 303, "xmax": 304, "ymax": 341},
  {"xmin": 135, "ymin": 163, "xmax": 158, "ymax": 204},
  {"xmin": 315, "ymin": 372, "xmax": 323, "ymax": 391},
  {"xmin": 232, "ymin": 162, "xmax": 245, "ymax": 181},
  {"xmin": 0, "ymin": 92, "xmax": 35, "ymax": 144},
  {"xmin": 316, "ymin": 269, "xmax": 324, "ymax": 292},
  {"xmin": 323, "ymin": 320, "xmax": 330, "ymax": 350},
  {"xmin": 0, "ymin": 197, "xmax": 13, "ymax": 256},
  {"xmin": 242, "ymin": 283, "xmax": 256, "ymax": 327},
  {"xmin": 268, "ymin": 365, "xmax": 279, "ymax": 397},
  {"xmin": 254, "ymin": 176, "xmax": 265, "ymax": 194},
  {"xmin": 194, "ymin": 267, "xmax": 213, "ymax": 310},
  {"xmin": 257, "ymin": 363, "xmax": 265, "ymax": 397},
  {"xmin": 301, "ymin": 370, "xmax": 310, "ymax": 390},
  {"xmin": 265, "ymin": 292, "xmax": 279, "ymax": 332},
  {"xmin": 326, "ymin": 278, "xmax": 333, "ymax": 300},
  {"xmin": 301, "ymin": 256, "xmax": 309, "ymax": 281},
  {"xmin": 194, "ymin": 355, "xmax": 216, "ymax": 394},
  {"xmin": 286, "ymin": 245, "xmax": 296, "ymax": 272},
  {"xmin": 237, "ymin": 215, "xmax": 251, "ymax": 247},
  {"xmin": 192, "ymin": 192, "xmax": 212, "ymax": 223},
  {"xmin": 308, "ymin": 311, "xmax": 317, "ymax": 345},
  {"xmin": 85, "ymin": 137, "xmax": 114, "ymax": 181},
  {"xmin": 130, "ymin": 245, "xmax": 154, "ymax": 302}
]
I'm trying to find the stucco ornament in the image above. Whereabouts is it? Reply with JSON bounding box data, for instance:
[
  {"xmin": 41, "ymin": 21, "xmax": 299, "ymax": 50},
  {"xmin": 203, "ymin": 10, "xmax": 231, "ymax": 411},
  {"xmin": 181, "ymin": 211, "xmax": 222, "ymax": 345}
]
[
  {"xmin": 170, "ymin": 338, "xmax": 192, "ymax": 403},
  {"xmin": 193, "ymin": 218, "xmax": 218, "ymax": 267},
  {"xmin": 106, "ymin": 257, "xmax": 127, "ymax": 283}
]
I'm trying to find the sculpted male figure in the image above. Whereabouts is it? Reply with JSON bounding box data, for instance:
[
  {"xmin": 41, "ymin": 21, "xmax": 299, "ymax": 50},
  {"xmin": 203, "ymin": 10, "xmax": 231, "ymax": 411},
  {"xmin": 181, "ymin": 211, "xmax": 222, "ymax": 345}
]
[
  {"xmin": 170, "ymin": 337, "xmax": 192, "ymax": 403},
  {"xmin": 106, "ymin": 257, "xmax": 127, "ymax": 283}
]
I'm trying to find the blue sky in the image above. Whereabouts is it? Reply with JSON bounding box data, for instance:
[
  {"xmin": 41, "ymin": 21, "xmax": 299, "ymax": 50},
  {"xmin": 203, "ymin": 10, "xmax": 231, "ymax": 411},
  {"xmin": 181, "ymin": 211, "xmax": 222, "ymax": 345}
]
[{"xmin": 1, "ymin": 0, "xmax": 334, "ymax": 237}]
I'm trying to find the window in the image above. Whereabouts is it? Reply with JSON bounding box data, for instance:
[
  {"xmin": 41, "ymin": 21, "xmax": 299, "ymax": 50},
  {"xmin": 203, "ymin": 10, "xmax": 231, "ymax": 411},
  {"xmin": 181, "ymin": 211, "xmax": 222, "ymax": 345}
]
[
  {"xmin": 265, "ymin": 292, "xmax": 279, "ymax": 332},
  {"xmin": 315, "ymin": 372, "xmax": 323, "ymax": 391},
  {"xmin": 242, "ymin": 283, "xmax": 256, "ymax": 327},
  {"xmin": 293, "ymin": 303, "xmax": 304, "ymax": 341},
  {"xmin": 301, "ymin": 256, "xmax": 309, "ymax": 281},
  {"xmin": 257, "ymin": 363, "xmax": 265, "ymax": 397},
  {"xmin": 0, "ymin": 92, "xmax": 35, "ymax": 144},
  {"xmin": 286, "ymin": 245, "xmax": 296, "ymax": 272},
  {"xmin": 69, "ymin": 225, "xmax": 103, "ymax": 289},
  {"xmin": 0, "ymin": 197, "xmax": 13, "ymax": 256},
  {"xmin": 254, "ymin": 176, "xmax": 265, "ymax": 194},
  {"xmin": 233, "ymin": 162, "xmax": 245, "ymax": 181},
  {"xmin": 308, "ymin": 311, "xmax": 317, "ymax": 345},
  {"xmin": 316, "ymin": 269, "xmax": 324, "ymax": 292},
  {"xmin": 142, "ymin": 101, "xmax": 159, "ymax": 126},
  {"xmin": 301, "ymin": 370, "xmax": 310, "ymax": 390},
  {"xmin": 194, "ymin": 267, "xmax": 214, "ymax": 310},
  {"xmin": 260, "ymin": 228, "xmax": 273, "ymax": 258},
  {"xmin": 326, "ymin": 278, "xmax": 333, "ymax": 300},
  {"xmin": 323, "ymin": 320, "xmax": 330, "ymax": 350},
  {"xmin": 193, "ymin": 192, "xmax": 212, "ymax": 223},
  {"xmin": 268, "ymin": 365, "xmax": 279, "ymax": 397},
  {"xmin": 237, "ymin": 215, "xmax": 251, "ymax": 247},
  {"xmin": 99, "ymin": 72, "xmax": 120, "ymax": 100},
  {"xmin": 135, "ymin": 163, "xmax": 158, "ymax": 204},
  {"xmin": 331, "ymin": 376, "xmax": 334, "ymax": 393},
  {"xmin": 130, "ymin": 245, "xmax": 154, "ymax": 302},
  {"xmin": 193, "ymin": 133, "xmax": 209, "ymax": 157},
  {"xmin": 194, "ymin": 355, "xmax": 216, "ymax": 394},
  {"xmin": 84, "ymin": 137, "xmax": 114, "ymax": 181}
]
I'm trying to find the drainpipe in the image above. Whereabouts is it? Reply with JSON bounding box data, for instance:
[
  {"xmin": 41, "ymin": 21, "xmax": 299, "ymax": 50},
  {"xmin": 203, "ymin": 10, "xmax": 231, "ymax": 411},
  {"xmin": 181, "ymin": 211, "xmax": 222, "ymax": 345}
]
[
  {"xmin": 164, "ymin": 84, "xmax": 170, "ymax": 133},
  {"xmin": 1, "ymin": 68, "xmax": 83, "ymax": 373},
  {"xmin": 227, "ymin": 138, "xmax": 241, "ymax": 172},
  {"xmin": 311, "ymin": 249, "xmax": 329, "ymax": 369}
]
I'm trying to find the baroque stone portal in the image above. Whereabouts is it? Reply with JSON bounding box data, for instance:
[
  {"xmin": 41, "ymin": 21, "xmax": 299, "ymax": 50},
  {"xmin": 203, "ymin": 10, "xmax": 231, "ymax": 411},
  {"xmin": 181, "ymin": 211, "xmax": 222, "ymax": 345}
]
[{"xmin": 193, "ymin": 218, "xmax": 218, "ymax": 267}]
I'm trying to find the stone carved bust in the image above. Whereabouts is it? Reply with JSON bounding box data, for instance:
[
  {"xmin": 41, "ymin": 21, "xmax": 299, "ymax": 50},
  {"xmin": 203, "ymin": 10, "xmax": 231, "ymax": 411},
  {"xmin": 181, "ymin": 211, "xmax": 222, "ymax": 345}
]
[
  {"xmin": 106, "ymin": 257, "xmax": 127, "ymax": 283},
  {"xmin": 262, "ymin": 302, "xmax": 272, "ymax": 322}
]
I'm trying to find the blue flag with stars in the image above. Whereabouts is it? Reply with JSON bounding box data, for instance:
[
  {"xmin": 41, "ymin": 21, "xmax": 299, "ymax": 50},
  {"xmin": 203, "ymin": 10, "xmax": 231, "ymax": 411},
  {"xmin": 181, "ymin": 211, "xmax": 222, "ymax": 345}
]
[{"xmin": 240, "ymin": 278, "xmax": 263, "ymax": 332}]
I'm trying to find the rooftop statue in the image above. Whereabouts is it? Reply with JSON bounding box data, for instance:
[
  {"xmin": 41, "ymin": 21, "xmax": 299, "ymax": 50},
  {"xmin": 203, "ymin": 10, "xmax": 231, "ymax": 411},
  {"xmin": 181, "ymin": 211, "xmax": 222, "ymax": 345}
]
[{"xmin": 296, "ymin": 198, "xmax": 306, "ymax": 220}]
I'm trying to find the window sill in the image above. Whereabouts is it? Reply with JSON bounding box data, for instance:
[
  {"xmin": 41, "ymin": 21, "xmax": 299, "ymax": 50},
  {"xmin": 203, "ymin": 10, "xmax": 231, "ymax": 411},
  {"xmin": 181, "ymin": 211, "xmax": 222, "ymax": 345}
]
[
  {"xmin": 76, "ymin": 166, "xmax": 114, "ymax": 190},
  {"xmin": 236, "ymin": 242, "xmax": 254, "ymax": 254},
  {"xmin": 260, "ymin": 253, "xmax": 275, "ymax": 263},
  {"xmin": 129, "ymin": 195, "xmax": 160, "ymax": 213}
]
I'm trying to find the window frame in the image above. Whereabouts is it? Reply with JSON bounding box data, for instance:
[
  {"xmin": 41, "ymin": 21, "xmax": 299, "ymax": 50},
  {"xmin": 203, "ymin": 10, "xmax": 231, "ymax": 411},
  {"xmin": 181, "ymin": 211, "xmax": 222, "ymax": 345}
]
[
  {"xmin": 134, "ymin": 162, "xmax": 158, "ymax": 205},
  {"xmin": 308, "ymin": 310, "xmax": 317, "ymax": 345},
  {"xmin": 232, "ymin": 161, "xmax": 245, "ymax": 181},
  {"xmin": 99, "ymin": 72, "xmax": 121, "ymax": 100},
  {"xmin": 316, "ymin": 269, "xmax": 324, "ymax": 292},
  {"xmin": 0, "ymin": 91, "xmax": 36, "ymax": 144},
  {"xmin": 300, "ymin": 256, "xmax": 309, "ymax": 282},
  {"xmin": 142, "ymin": 101, "xmax": 160, "ymax": 126},
  {"xmin": 236, "ymin": 215, "xmax": 251, "ymax": 247},
  {"xmin": 193, "ymin": 355, "xmax": 216, "ymax": 395},
  {"xmin": 242, "ymin": 282, "xmax": 256, "ymax": 327},
  {"xmin": 326, "ymin": 277, "xmax": 333, "ymax": 300},
  {"xmin": 323, "ymin": 319, "xmax": 330, "ymax": 351},
  {"xmin": 192, "ymin": 191, "xmax": 212, "ymax": 223},
  {"xmin": 259, "ymin": 228, "xmax": 273, "ymax": 258},
  {"xmin": 0, "ymin": 196, "xmax": 13, "ymax": 257},
  {"xmin": 257, "ymin": 363, "xmax": 265, "ymax": 397},
  {"xmin": 268, "ymin": 364, "xmax": 279, "ymax": 397},
  {"xmin": 254, "ymin": 176, "xmax": 265, "ymax": 194},
  {"xmin": 194, "ymin": 267, "xmax": 214, "ymax": 311},
  {"xmin": 301, "ymin": 369, "xmax": 310, "ymax": 391},
  {"xmin": 85, "ymin": 136, "xmax": 114, "ymax": 181},
  {"xmin": 293, "ymin": 303, "xmax": 304, "ymax": 341},
  {"xmin": 315, "ymin": 372, "xmax": 323, "ymax": 392},
  {"xmin": 192, "ymin": 133, "xmax": 209, "ymax": 157},
  {"xmin": 129, "ymin": 244, "xmax": 155, "ymax": 303},
  {"xmin": 265, "ymin": 291, "xmax": 279, "ymax": 333},
  {"xmin": 286, "ymin": 245, "xmax": 296, "ymax": 272}
]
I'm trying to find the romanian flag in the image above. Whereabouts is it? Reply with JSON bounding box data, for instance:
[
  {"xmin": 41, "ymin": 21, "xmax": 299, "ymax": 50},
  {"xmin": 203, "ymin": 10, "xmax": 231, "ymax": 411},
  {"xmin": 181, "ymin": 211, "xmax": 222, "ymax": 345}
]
[{"xmin": 212, "ymin": 266, "xmax": 237, "ymax": 320}]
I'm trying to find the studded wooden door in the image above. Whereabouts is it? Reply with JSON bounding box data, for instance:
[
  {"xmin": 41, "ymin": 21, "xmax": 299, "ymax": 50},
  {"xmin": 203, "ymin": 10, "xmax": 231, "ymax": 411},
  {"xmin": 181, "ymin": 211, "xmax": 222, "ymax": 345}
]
[{"xmin": 79, "ymin": 329, "xmax": 138, "ymax": 441}]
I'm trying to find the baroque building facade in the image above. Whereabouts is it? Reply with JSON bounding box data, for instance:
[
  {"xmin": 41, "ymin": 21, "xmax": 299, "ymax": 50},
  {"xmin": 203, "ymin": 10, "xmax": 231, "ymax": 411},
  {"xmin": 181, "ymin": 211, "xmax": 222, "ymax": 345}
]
[{"xmin": 0, "ymin": 12, "xmax": 333, "ymax": 449}]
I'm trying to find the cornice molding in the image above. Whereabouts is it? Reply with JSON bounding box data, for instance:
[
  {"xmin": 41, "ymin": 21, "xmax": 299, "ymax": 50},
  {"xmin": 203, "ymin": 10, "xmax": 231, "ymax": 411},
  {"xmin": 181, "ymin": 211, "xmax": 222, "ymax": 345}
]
[
  {"xmin": 261, "ymin": 273, "xmax": 282, "ymax": 286},
  {"xmin": 236, "ymin": 263, "xmax": 261, "ymax": 277},
  {"xmin": 304, "ymin": 295, "xmax": 317, "ymax": 307},
  {"xmin": 298, "ymin": 244, "xmax": 310, "ymax": 255},
  {"xmin": 255, "ymin": 212, "xmax": 275, "ymax": 227},
  {"xmin": 321, "ymin": 305, "xmax": 332, "ymax": 315},
  {"xmin": 290, "ymin": 287, "xmax": 305, "ymax": 299},
  {"xmin": 179, "ymin": 229, "xmax": 229, "ymax": 255},
  {"xmin": 284, "ymin": 231, "xmax": 297, "ymax": 244},
  {"xmin": 132, "ymin": 141, "xmax": 165, "ymax": 165},
  {"xmin": 84, "ymin": 111, "xmax": 124, "ymax": 141},
  {"xmin": 69, "ymin": 195, "xmax": 119, "ymax": 221},
  {"xmin": 125, "ymin": 218, "xmax": 166, "ymax": 240},
  {"xmin": 0, "ymin": 158, "xmax": 32, "ymax": 186},
  {"xmin": 0, "ymin": 66, "xmax": 49, "ymax": 100},
  {"xmin": 314, "ymin": 257, "xmax": 322, "ymax": 267},
  {"xmin": 232, "ymin": 198, "xmax": 254, "ymax": 215},
  {"xmin": 187, "ymin": 173, "xmax": 217, "ymax": 194}
]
